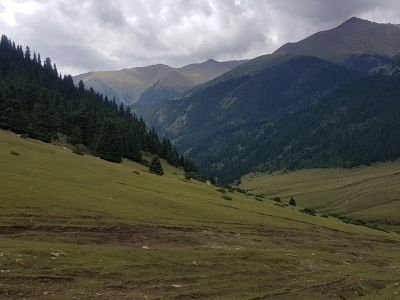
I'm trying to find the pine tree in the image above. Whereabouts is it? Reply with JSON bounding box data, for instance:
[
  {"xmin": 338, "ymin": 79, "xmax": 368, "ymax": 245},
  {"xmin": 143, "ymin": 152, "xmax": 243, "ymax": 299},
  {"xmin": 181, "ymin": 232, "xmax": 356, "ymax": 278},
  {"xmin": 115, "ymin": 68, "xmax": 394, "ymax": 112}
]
[
  {"xmin": 95, "ymin": 119, "xmax": 123, "ymax": 163},
  {"xmin": 67, "ymin": 126, "xmax": 83, "ymax": 145},
  {"xmin": 24, "ymin": 46, "xmax": 31, "ymax": 61},
  {"xmin": 30, "ymin": 89, "xmax": 58, "ymax": 142},
  {"xmin": 78, "ymin": 80, "xmax": 85, "ymax": 92},
  {"xmin": 149, "ymin": 155, "xmax": 164, "ymax": 176}
]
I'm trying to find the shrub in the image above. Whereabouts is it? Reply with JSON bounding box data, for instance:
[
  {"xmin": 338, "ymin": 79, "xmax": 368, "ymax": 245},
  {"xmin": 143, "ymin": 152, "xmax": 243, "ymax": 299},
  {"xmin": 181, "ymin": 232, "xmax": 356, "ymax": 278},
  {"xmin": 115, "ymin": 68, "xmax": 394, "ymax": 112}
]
[
  {"xmin": 300, "ymin": 208, "xmax": 317, "ymax": 216},
  {"xmin": 216, "ymin": 188, "xmax": 227, "ymax": 194},
  {"xmin": 254, "ymin": 197, "xmax": 264, "ymax": 202},
  {"xmin": 141, "ymin": 159, "xmax": 150, "ymax": 167},
  {"xmin": 72, "ymin": 145, "xmax": 84, "ymax": 156},
  {"xmin": 10, "ymin": 150, "xmax": 20, "ymax": 156},
  {"xmin": 272, "ymin": 196, "xmax": 282, "ymax": 203},
  {"xmin": 289, "ymin": 197, "xmax": 296, "ymax": 206},
  {"xmin": 149, "ymin": 155, "xmax": 164, "ymax": 176},
  {"xmin": 221, "ymin": 195, "xmax": 232, "ymax": 201},
  {"xmin": 185, "ymin": 172, "xmax": 207, "ymax": 182},
  {"xmin": 234, "ymin": 187, "xmax": 247, "ymax": 194}
]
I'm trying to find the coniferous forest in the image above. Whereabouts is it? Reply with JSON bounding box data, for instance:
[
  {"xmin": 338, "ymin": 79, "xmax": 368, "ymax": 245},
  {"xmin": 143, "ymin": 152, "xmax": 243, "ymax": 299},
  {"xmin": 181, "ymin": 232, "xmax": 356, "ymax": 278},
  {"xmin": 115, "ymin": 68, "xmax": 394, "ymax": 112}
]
[{"xmin": 0, "ymin": 35, "xmax": 194, "ymax": 169}]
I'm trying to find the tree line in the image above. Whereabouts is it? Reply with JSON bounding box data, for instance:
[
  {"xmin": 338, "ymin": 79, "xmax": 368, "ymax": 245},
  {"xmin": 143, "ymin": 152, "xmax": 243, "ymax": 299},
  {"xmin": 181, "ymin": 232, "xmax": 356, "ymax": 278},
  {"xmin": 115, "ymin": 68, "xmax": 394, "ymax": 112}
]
[{"xmin": 0, "ymin": 34, "xmax": 196, "ymax": 171}]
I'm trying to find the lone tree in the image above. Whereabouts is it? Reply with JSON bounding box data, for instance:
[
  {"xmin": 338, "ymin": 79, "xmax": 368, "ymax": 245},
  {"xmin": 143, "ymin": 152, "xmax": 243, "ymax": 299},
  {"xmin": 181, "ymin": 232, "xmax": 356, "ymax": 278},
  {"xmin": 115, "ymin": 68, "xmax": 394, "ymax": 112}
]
[
  {"xmin": 149, "ymin": 155, "xmax": 164, "ymax": 176},
  {"xmin": 289, "ymin": 197, "xmax": 296, "ymax": 206}
]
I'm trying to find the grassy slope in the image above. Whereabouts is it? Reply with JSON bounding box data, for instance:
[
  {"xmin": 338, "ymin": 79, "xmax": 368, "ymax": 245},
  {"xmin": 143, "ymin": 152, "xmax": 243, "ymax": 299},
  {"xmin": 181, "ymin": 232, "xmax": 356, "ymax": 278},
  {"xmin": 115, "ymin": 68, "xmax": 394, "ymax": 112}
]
[
  {"xmin": 241, "ymin": 163, "xmax": 400, "ymax": 226},
  {"xmin": 0, "ymin": 130, "xmax": 400, "ymax": 299}
]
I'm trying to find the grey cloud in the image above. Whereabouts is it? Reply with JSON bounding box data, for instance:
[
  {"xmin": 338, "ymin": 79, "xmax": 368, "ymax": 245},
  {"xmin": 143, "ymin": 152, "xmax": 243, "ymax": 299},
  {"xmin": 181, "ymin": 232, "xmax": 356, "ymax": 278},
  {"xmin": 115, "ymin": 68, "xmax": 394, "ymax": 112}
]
[
  {"xmin": 1, "ymin": 0, "xmax": 400, "ymax": 75},
  {"xmin": 91, "ymin": 0, "xmax": 125, "ymax": 26}
]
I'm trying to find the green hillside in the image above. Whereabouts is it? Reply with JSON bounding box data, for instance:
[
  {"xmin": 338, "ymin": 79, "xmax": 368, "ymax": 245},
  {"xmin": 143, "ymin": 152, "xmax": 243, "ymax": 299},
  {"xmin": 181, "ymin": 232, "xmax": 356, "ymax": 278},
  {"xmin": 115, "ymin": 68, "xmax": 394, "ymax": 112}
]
[
  {"xmin": 241, "ymin": 162, "xmax": 400, "ymax": 229},
  {"xmin": 1, "ymin": 129, "xmax": 400, "ymax": 299}
]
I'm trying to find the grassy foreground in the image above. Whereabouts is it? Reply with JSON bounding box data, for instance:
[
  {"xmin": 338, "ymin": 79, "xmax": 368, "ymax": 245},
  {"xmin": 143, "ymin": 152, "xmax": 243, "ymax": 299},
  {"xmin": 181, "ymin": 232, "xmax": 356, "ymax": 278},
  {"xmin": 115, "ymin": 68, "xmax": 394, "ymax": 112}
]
[
  {"xmin": 1, "ymin": 130, "xmax": 400, "ymax": 299},
  {"xmin": 241, "ymin": 163, "xmax": 400, "ymax": 229}
]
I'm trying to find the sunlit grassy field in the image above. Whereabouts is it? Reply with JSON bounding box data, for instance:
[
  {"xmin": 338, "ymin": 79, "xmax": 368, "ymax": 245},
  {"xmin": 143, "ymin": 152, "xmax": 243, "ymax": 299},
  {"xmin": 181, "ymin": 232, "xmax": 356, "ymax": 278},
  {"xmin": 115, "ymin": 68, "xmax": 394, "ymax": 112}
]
[{"xmin": 1, "ymin": 130, "xmax": 400, "ymax": 299}]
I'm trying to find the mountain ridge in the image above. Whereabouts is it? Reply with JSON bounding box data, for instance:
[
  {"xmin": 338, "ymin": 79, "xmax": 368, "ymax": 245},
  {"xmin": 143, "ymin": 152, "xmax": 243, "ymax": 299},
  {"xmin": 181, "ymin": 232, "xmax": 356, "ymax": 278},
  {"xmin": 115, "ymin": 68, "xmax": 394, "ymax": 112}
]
[{"xmin": 74, "ymin": 59, "xmax": 247, "ymax": 105}]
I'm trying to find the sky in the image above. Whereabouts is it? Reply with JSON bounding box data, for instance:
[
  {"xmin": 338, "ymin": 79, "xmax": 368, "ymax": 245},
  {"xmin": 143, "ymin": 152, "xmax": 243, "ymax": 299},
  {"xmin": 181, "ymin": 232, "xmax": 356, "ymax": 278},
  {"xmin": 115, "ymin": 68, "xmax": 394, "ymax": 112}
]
[{"xmin": 1, "ymin": 0, "xmax": 400, "ymax": 75}]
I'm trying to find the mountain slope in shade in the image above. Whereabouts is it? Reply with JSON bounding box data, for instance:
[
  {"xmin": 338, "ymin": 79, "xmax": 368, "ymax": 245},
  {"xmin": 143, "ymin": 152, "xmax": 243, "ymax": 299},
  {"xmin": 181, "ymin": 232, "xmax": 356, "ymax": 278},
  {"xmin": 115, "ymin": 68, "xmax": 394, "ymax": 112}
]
[
  {"xmin": 74, "ymin": 59, "xmax": 246, "ymax": 105},
  {"xmin": 137, "ymin": 17, "xmax": 400, "ymax": 183},
  {"xmin": 139, "ymin": 56, "xmax": 361, "ymax": 182}
]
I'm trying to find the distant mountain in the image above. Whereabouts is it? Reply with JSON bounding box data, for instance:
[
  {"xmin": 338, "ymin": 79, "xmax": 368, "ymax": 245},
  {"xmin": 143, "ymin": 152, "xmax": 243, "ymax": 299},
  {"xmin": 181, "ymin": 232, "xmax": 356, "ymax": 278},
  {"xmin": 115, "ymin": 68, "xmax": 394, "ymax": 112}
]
[
  {"xmin": 277, "ymin": 17, "xmax": 400, "ymax": 62},
  {"xmin": 208, "ymin": 17, "xmax": 400, "ymax": 84},
  {"xmin": 137, "ymin": 17, "xmax": 400, "ymax": 183},
  {"xmin": 74, "ymin": 59, "xmax": 246, "ymax": 105}
]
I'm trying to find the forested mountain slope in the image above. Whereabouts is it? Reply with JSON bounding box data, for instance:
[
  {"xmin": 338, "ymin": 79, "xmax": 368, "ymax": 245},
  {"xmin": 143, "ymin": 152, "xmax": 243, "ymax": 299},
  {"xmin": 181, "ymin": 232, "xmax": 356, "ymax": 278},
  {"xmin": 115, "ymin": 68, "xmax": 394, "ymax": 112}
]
[
  {"xmin": 0, "ymin": 34, "xmax": 192, "ymax": 168},
  {"xmin": 137, "ymin": 18, "xmax": 400, "ymax": 183},
  {"xmin": 139, "ymin": 56, "xmax": 364, "ymax": 182}
]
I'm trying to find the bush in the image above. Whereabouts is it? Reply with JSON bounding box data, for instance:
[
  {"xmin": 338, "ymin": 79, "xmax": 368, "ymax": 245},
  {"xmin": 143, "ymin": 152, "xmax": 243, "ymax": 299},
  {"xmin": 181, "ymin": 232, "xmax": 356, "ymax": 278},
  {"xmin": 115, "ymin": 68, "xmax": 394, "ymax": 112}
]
[
  {"xmin": 185, "ymin": 172, "xmax": 207, "ymax": 182},
  {"xmin": 289, "ymin": 197, "xmax": 296, "ymax": 206},
  {"xmin": 72, "ymin": 145, "xmax": 84, "ymax": 156},
  {"xmin": 254, "ymin": 197, "xmax": 264, "ymax": 202},
  {"xmin": 300, "ymin": 208, "xmax": 317, "ymax": 216},
  {"xmin": 234, "ymin": 187, "xmax": 247, "ymax": 194},
  {"xmin": 221, "ymin": 195, "xmax": 232, "ymax": 201},
  {"xmin": 149, "ymin": 155, "xmax": 164, "ymax": 176},
  {"xmin": 141, "ymin": 159, "xmax": 150, "ymax": 167},
  {"xmin": 272, "ymin": 196, "xmax": 282, "ymax": 203},
  {"xmin": 216, "ymin": 188, "xmax": 227, "ymax": 194},
  {"xmin": 10, "ymin": 150, "xmax": 20, "ymax": 156}
]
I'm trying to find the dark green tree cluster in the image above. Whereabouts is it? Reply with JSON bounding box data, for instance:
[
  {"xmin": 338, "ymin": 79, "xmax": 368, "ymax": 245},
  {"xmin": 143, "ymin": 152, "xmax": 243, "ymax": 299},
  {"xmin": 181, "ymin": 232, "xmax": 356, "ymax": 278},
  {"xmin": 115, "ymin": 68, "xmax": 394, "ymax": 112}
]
[
  {"xmin": 149, "ymin": 155, "xmax": 164, "ymax": 176},
  {"xmin": 0, "ymin": 35, "xmax": 193, "ymax": 167}
]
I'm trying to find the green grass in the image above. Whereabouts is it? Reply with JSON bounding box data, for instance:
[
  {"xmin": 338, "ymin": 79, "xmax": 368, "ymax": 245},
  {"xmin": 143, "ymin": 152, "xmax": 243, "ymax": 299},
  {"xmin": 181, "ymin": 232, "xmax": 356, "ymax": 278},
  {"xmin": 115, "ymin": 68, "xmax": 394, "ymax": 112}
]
[
  {"xmin": 1, "ymin": 130, "xmax": 400, "ymax": 299},
  {"xmin": 241, "ymin": 164, "xmax": 400, "ymax": 228}
]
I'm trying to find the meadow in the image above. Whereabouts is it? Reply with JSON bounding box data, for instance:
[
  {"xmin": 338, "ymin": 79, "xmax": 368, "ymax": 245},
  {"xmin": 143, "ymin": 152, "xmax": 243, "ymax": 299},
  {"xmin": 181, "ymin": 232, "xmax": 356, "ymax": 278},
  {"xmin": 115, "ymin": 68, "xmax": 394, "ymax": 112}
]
[
  {"xmin": 1, "ymin": 130, "xmax": 400, "ymax": 299},
  {"xmin": 241, "ymin": 163, "xmax": 400, "ymax": 229}
]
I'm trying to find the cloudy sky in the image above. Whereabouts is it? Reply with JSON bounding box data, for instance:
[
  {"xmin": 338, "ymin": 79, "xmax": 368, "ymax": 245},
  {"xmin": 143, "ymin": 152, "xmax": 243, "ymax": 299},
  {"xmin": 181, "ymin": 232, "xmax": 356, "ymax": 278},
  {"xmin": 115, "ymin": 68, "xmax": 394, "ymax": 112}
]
[{"xmin": 1, "ymin": 0, "xmax": 400, "ymax": 75}]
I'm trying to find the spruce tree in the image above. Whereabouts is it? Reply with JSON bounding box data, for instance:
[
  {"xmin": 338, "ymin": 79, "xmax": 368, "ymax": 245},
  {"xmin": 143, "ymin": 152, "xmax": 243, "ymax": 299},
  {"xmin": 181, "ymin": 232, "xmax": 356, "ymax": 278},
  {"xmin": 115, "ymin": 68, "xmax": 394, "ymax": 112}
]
[
  {"xmin": 95, "ymin": 119, "xmax": 123, "ymax": 163},
  {"xmin": 30, "ymin": 89, "xmax": 58, "ymax": 142},
  {"xmin": 149, "ymin": 155, "xmax": 164, "ymax": 176},
  {"xmin": 67, "ymin": 126, "xmax": 83, "ymax": 145}
]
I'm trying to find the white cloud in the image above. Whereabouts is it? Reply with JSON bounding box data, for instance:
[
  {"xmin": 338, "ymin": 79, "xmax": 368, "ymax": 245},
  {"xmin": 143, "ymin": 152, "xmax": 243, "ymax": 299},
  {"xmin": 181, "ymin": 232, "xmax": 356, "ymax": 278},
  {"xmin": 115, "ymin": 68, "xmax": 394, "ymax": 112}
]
[{"xmin": 1, "ymin": 0, "xmax": 400, "ymax": 75}]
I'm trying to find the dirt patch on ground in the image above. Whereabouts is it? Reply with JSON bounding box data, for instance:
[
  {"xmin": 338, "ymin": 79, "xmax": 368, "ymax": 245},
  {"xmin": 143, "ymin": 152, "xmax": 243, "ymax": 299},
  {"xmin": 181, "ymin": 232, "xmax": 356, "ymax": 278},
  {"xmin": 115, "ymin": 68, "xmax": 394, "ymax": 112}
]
[{"xmin": 0, "ymin": 225, "xmax": 211, "ymax": 249}]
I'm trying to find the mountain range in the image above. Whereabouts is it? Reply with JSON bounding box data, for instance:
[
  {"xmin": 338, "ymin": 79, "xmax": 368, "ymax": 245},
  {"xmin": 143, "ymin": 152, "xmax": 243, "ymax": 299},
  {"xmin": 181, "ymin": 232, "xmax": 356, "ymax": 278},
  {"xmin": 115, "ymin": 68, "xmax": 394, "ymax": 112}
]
[
  {"xmin": 135, "ymin": 17, "xmax": 400, "ymax": 183},
  {"xmin": 73, "ymin": 59, "xmax": 246, "ymax": 105}
]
